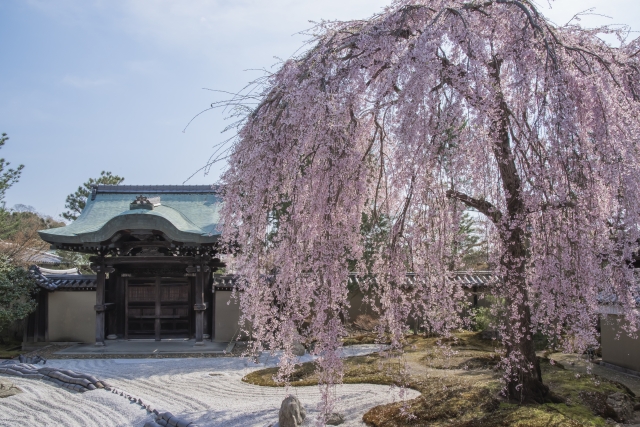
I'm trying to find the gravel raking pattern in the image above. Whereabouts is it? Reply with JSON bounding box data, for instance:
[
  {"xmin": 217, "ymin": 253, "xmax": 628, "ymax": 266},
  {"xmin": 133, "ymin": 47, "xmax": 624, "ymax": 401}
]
[
  {"xmin": 0, "ymin": 363, "xmax": 109, "ymax": 392},
  {"xmin": 0, "ymin": 345, "xmax": 416, "ymax": 426}
]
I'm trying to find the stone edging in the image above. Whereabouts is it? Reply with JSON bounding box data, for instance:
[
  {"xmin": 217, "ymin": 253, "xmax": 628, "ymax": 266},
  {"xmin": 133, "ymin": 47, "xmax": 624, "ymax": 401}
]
[
  {"xmin": 0, "ymin": 363, "xmax": 108, "ymax": 392},
  {"xmin": 599, "ymin": 361, "xmax": 640, "ymax": 379}
]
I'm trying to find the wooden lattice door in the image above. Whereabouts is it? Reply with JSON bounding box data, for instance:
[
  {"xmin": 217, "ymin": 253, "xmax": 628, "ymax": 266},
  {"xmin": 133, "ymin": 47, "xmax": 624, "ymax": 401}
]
[
  {"xmin": 159, "ymin": 279, "xmax": 190, "ymax": 338},
  {"xmin": 126, "ymin": 277, "xmax": 191, "ymax": 340}
]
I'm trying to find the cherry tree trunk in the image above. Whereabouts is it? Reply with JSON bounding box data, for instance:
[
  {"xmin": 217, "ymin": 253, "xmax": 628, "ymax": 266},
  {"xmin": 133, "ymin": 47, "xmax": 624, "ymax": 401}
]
[
  {"xmin": 501, "ymin": 225, "xmax": 548, "ymax": 403},
  {"xmin": 489, "ymin": 57, "xmax": 549, "ymax": 403}
]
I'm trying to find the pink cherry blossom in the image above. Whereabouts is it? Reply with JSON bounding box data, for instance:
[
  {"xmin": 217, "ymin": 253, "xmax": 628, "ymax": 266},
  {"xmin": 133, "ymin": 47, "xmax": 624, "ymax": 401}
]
[{"xmin": 218, "ymin": 0, "xmax": 640, "ymax": 409}]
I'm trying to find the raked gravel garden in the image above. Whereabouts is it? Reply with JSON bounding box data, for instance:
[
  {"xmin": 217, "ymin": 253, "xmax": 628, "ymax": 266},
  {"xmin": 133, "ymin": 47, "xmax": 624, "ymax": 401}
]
[{"xmin": 0, "ymin": 345, "xmax": 417, "ymax": 427}]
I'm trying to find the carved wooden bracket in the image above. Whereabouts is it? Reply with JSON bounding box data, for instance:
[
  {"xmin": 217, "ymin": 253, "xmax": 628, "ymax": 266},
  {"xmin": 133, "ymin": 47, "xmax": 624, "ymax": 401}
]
[
  {"xmin": 94, "ymin": 303, "xmax": 114, "ymax": 312},
  {"xmin": 193, "ymin": 303, "xmax": 208, "ymax": 311},
  {"xmin": 90, "ymin": 264, "xmax": 115, "ymax": 274}
]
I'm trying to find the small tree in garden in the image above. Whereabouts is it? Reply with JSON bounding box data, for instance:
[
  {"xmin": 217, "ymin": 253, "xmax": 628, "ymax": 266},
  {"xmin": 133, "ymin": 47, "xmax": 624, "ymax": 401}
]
[
  {"xmin": 62, "ymin": 171, "xmax": 124, "ymax": 221},
  {"xmin": 219, "ymin": 0, "xmax": 640, "ymax": 406},
  {"xmin": 0, "ymin": 255, "xmax": 37, "ymax": 335}
]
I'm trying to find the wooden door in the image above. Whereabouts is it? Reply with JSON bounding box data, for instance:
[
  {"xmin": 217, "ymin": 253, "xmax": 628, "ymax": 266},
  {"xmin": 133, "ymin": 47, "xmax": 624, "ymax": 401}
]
[
  {"xmin": 159, "ymin": 279, "xmax": 190, "ymax": 338},
  {"xmin": 126, "ymin": 277, "xmax": 191, "ymax": 340},
  {"xmin": 125, "ymin": 278, "xmax": 157, "ymax": 339}
]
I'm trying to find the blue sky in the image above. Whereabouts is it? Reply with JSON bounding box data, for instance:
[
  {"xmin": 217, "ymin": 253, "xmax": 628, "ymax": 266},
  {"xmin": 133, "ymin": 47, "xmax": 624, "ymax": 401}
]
[{"xmin": 1, "ymin": 0, "xmax": 638, "ymax": 219}]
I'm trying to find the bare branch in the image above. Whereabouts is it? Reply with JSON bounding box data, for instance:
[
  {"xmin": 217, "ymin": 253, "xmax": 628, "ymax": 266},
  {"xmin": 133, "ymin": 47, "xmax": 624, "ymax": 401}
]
[{"xmin": 446, "ymin": 190, "xmax": 503, "ymax": 224}]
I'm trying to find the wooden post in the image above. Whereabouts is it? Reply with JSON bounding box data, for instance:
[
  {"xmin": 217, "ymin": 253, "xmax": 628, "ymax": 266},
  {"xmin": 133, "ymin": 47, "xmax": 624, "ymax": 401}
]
[
  {"xmin": 116, "ymin": 274, "xmax": 125, "ymax": 337},
  {"xmin": 193, "ymin": 264, "xmax": 209, "ymax": 345},
  {"xmin": 94, "ymin": 262, "xmax": 106, "ymax": 346},
  {"xmin": 43, "ymin": 291, "xmax": 49, "ymax": 342},
  {"xmin": 155, "ymin": 277, "xmax": 161, "ymax": 341},
  {"xmin": 92, "ymin": 261, "xmax": 113, "ymax": 346},
  {"xmin": 33, "ymin": 295, "xmax": 39, "ymax": 343},
  {"xmin": 211, "ymin": 281, "xmax": 216, "ymax": 342}
]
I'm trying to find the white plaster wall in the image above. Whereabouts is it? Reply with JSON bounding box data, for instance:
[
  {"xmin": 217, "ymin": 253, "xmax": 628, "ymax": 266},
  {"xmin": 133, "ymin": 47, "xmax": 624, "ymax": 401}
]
[{"xmin": 48, "ymin": 291, "xmax": 96, "ymax": 343}]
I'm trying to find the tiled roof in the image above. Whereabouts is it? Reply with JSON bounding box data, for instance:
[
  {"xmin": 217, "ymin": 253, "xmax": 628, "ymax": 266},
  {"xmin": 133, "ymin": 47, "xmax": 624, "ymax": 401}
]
[
  {"xmin": 0, "ymin": 244, "xmax": 62, "ymax": 265},
  {"xmin": 599, "ymin": 286, "xmax": 640, "ymax": 308},
  {"xmin": 23, "ymin": 250, "xmax": 62, "ymax": 265},
  {"xmin": 347, "ymin": 271, "xmax": 493, "ymax": 287},
  {"xmin": 453, "ymin": 271, "xmax": 494, "ymax": 287},
  {"xmin": 29, "ymin": 265, "xmax": 97, "ymax": 291},
  {"xmin": 92, "ymin": 185, "xmax": 220, "ymax": 195},
  {"xmin": 38, "ymin": 185, "xmax": 222, "ymax": 246},
  {"xmin": 212, "ymin": 275, "xmax": 237, "ymax": 291}
]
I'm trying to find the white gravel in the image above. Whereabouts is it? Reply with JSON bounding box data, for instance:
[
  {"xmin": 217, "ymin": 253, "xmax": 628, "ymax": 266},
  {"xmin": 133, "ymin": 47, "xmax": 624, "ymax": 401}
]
[{"xmin": 0, "ymin": 345, "xmax": 420, "ymax": 427}]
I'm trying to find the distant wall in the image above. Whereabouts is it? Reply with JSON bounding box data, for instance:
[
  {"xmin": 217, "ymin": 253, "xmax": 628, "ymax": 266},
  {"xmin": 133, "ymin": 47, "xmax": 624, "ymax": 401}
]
[
  {"xmin": 214, "ymin": 290, "xmax": 241, "ymax": 342},
  {"xmin": 48, "ymin": 291, "xmax": 96, "ymax": 343},
  {"xmin": 346, "ymin": 290, "xmax": 379, "ymax": 321},
  {"xmin": 346, "ymin": 289, "xmax": 491, "ymax": 322},
  {"xmin": 601, "ymin": 314, "xmax": 640, "ymax": 373}
]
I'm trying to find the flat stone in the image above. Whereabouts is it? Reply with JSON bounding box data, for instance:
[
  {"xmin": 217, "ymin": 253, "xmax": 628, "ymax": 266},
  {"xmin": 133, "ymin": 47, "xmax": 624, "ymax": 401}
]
[{"xmin": 0, "ymin": 379, "xmax": 22, "ymax": 398}]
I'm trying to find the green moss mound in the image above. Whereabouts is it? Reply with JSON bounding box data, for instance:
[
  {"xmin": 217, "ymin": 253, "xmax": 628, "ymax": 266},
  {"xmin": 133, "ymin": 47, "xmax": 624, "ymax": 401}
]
[{"xmin": 242, "ymin": 332, "xmax": 638, "ymax": 426}]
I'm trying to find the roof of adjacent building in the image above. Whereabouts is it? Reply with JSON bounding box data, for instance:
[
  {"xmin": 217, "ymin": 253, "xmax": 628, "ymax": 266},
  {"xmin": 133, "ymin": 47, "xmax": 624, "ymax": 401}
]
[
  {"xmin": 38, "ymin": 185, "xmax": 222, "ymax": 246},
  {"xmin": 0, "ymin": 242, "xmax": 62, "ymax": 265},
  {"xmin": 29, "ymin": 266, "xmax": 97, "ymax": 291},
  {"xmin": 452, "ymin": 271, "xmax": 494, "ymax": 287},
  {"xmin": 346, "ymin": 271, "xmax": 493, "ymax": 288}
]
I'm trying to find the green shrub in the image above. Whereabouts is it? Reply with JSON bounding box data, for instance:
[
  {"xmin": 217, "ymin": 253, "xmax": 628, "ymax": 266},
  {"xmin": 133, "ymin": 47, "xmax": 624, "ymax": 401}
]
[
  {"xmin": 0, "ymin": 255, "xmax": 37, "ymax": 334},
  {"xmin": 471, "ymin": 307, "xmax": 492, "ymax": 331}
]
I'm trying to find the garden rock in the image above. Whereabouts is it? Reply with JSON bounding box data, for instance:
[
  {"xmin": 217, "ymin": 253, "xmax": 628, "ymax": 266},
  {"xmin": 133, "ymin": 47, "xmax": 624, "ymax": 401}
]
[
  {"xmin": 326, "ymin": 412, "xmax": 345, "ymax": 425},
  {"xmin": 606, "ymin": 392, "xmax": 634, "ymax": 423},
  {"xmin": 292, "ymin": 342, "xmax": 306, "ymax": 357},
  {"xmin": 581, "ymin": 391, "xmax": 635, "ymax": 422},
  {"xmin": 17, "ymin": 354, "xmax": 46, "ymax": 364},
  {"xmin": 0, "ymin": 379, "xmax": 21, "ymax": 398},
  {"xmin": 279, "ymin": 395, "xmax": 306, "ymax": 427},
  {"xmin": 0, "ymin": 362, "xmax": 199, "ymax": 426},
  {"xmin": 156, "ymin": 411, "xmax": 197, "ymax": 427},
  {"xmin": 0, "ymin": 363, "xmax": 105, "ymax": 393}
]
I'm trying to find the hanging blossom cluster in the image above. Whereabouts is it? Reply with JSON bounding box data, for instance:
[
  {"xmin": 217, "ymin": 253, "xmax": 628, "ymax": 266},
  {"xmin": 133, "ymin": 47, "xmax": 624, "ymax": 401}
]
[{"xmin": 219, "ymin": 0, "xmax": 640, "ymax": 406}]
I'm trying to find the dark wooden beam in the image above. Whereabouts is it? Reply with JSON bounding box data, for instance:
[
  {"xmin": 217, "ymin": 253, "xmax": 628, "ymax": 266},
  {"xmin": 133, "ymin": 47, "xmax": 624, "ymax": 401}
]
[
  {"xmin": 110, "ymin": 241, "xmax": 173, "ymax": 251},
  {"xmin": 211, "ymin": 285, "xmax": 216, "ymax": 341},
  {"xmin": 155, "ymin": 277, "xmax": 161, "ymax": 342},
  {"xmin": 92, "ymin": 260, "xmax": 113, "ymax": 346},
  {"xmin": 193, "ymin": 263, "xmax": 209, "ymax": 345}
]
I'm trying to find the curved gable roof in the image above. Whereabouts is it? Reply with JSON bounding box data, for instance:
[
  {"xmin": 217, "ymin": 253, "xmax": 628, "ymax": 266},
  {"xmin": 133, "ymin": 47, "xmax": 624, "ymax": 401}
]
[{"xmin": 39, "ymin": 185, "xmax": 222, "ymax": 245}]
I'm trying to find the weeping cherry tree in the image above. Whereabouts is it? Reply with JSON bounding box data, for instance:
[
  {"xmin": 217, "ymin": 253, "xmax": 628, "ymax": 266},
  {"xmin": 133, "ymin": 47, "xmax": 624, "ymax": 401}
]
[{"xmin": 219, "ymin": 0, "xmax": 640, "ymax": 406}]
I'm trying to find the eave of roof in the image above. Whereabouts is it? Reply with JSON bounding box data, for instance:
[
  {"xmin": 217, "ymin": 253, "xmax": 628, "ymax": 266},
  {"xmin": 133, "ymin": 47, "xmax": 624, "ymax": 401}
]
[
  {"xmin": 29, "ymin": 265, "xmax": 97, "ymax": 291},
  {"xmin": 38, "ymin": 185, "xmax": 222, "ymax": 246}
]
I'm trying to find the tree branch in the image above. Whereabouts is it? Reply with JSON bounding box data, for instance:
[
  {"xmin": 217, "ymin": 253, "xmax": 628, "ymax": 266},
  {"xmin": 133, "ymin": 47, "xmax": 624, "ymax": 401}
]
[{"xmin": 446, "ymin": 190, "xmax": 502, "ymax": 224}]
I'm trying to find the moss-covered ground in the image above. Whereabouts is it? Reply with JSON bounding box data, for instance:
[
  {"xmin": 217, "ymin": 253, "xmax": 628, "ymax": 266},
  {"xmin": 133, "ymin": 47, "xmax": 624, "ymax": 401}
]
[
  {"xmin": 0, "ymin": 340, "xmax": 23, "ymax": 359},
  {"xmin": 242, "ymin": 332, "xmax": 639, "ymax": 426}
]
